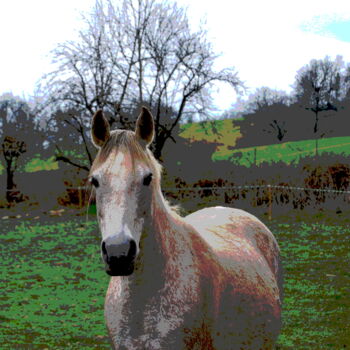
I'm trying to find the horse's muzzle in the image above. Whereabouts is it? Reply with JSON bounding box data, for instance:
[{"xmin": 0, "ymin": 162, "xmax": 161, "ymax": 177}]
[{"xmin": 101, "ymin": 237, "xmax": 137, "ymax": 276}]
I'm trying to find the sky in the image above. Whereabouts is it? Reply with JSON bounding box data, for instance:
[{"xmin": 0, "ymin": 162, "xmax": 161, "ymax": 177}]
[{"xmin": 1, "ymin": 0, "xmax": 350, "ymax": 112}]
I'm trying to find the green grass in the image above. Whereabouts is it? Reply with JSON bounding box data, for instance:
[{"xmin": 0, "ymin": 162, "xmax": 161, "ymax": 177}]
[
  {"xmin": 1, "ymin": 212, "xmax": 349, "ymax": 348},
  {"xmin": 24, "ymin": 156, "xmax": 59, "ymax": 172},
  {"xmin": 213, "ymin": 136, "xmax": 350, "ymax": 166},
  {"xmin": 0, "ymin": 156, "xmax": 59, "ymax": 175},
  {"xmin": 180, "ymin": 119, "xmax": 241, "ymax": 149},
  {"xmin": 181, "ymin": 120, "xmax": 350, "ymax": 166},
  {"xmin": 0, "ymin": 150, "xmax": 87, "ymax": 175},
  {"xmin": 0, "ymin": 218, "xmax": 110, "ymax": 349},
  {"xmin": 270, "ymin": 213, "xmax": 350, "ymax": 349}
]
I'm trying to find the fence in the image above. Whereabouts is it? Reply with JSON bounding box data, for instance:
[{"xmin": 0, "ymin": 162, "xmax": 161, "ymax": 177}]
[
  {"xmin": 4, "ymin": 183, "xmax": 350, "ymax": 218},
  {"xmin": 162, "ymin": 184, "xmax": 350, "ymax": 219}
]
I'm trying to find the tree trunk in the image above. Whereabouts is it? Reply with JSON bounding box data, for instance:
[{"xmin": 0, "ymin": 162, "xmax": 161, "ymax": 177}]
[
  {"xmin": 313, "ymin": 110, "xmax": 319, "ymax": 134},
  {"xmin": 153, "ymin": 133, "xmax": 167, "ymax": 161},
  {"xmin": 6, "ymin": 162, "xmax": 15, "ymax": 203}
]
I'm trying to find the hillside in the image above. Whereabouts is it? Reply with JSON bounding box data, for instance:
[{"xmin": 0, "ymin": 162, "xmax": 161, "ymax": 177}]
[
  {"xmin": 213, "ymin": 136, "xmax": 350, "ymax": 166},
  {"xmin": 180, "ymin": 120, "xmax": 350, "ymax": 166},
  {"xmin": 0, "ymin": 156, "xmax": 59, "ymax": 175},
  {"xmin": 179, "ymin": 118, "xmax": 241, "ymax": 155}
]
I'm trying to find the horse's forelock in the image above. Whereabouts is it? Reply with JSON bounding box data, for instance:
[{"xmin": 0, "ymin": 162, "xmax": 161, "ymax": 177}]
[{"xmin": 90, "ymin": 130, "xmax": 162, "ymax": 181}]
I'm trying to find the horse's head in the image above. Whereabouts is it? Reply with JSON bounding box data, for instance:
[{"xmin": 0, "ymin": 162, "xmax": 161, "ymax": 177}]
[{"xmin": 90, "ymin": 107, "xmax": 160, "ymax": 276}]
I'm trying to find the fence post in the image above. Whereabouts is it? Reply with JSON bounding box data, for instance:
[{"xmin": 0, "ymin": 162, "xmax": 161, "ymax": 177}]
[
  {"xmin": 254, "ymin": 147, "xmax": 257, "ymax": 166},
  {"xmin": 267, "ymin": 184, "xmax": 272, "ymax": 220},
  {"xmin": 78, "ymin": 187, "xmax": 83, "ymax": 208}
]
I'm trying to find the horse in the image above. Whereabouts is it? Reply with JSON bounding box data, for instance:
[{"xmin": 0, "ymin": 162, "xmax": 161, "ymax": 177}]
[{"xmin": 89, "ymin": 107, "xmax": 283, "ymax": 350}]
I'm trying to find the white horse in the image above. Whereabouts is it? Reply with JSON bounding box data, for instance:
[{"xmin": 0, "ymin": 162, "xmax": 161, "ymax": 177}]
[{"xmin": 89, "ymin": 107, "xmax": 283, "ymax": 350}]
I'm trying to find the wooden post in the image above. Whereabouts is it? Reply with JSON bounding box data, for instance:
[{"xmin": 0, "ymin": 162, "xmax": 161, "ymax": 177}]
[
  {"xmin": 267, "ymin": 184, "xmax": 272, "ymax": 220},
  {"xmin": 254, "ymin": 147, "xmax": 257, "ymax": 166},
  {"xmin": 78, "ymin": 187, "xmax": 83, "ymax": 208}
]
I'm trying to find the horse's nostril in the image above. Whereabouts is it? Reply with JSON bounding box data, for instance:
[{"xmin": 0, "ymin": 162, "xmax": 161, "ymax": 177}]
[
  {"xmin": 128, "ymin": 240, "xmax": 137, "ymax": 258},
  {"xmin": 101, "ymin": 241, "xmax": 107, "ymax": 256}
]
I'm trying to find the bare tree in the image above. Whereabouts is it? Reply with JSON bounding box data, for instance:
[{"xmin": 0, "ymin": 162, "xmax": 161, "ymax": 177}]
[
  {"xmin": 265, "ymin": 119, "xmax": 287, "ymax": 142},
  {"xmin": 293, "ymin": 56, "xmax": 342, "ymax": 134},
  {"xmin": 49, "ymin": 110, "xmax": 93, "ymax": 171},
  {"xmin": 38, "ymin": 1, "xmax": 117, "ymax": 118},
  {"xmin": 38, "ymin": 0, "xmax": 242, "ymax": 163},
  {"xmin": 244, "ymin": 87, "xmax": 290, "ymax": 113},
  {"xmin": 0, "ymin": 95, "xmax": 41, "ymax": 202},
  {"xmin": 236, "ymin": 101, "xmax": 292, "ymax": 147},
  {"xmin": 231, "ymin": 88, "xmax": 291, "ymax": 147},
  {"xmin": 1, "ymin": 136, "xmax": 26, "ymax": 202},
  {"xmin": 141, "ymin": 2, "xmax": 241, "ymax": 158}
]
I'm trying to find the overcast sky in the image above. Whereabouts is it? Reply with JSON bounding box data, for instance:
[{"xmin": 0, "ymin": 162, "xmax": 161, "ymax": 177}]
[{"xmin": 1, "ymin": 0, "xmax": 350, "ymax": 112}]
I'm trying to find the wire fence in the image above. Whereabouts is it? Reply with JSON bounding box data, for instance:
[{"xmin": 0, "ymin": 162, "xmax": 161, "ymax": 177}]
[
  {"xmin": 162, "ymin": 184, "xmax": 350, "ymax": 194},
  {"xmin": 161, "ymin": 184, "xmax": 350, "ymax": 219},
  {"xmin": 4, "ymin": 184, "xmax": 350, "ymax": 219},
  {"xmin": 5, "ymin": 184, "xmax": 350, "ymax": 194}
]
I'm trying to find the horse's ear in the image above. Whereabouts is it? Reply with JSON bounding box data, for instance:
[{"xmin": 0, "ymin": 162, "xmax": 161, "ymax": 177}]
[
  {"xmin": 91, "ymin": 110, "xmax": 110, "ymax": 148},
  {"xmin": 135, "ymin": 107, "xmax": 154, "ymax": 146}
]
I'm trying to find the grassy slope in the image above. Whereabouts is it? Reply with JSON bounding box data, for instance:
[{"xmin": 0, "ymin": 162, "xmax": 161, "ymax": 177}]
[
  {"xmin": 214, "ymin": 136, "xmax": 350, "ymax": 166},
  {"xmin": 1, "ymin": 214, "xmax": 349, "ymax": 348},
  {"xmin": 180, "ymin": 120, "xmax": 350, "ymax": 166},
  {"xmin": 0, "ymin": 156, "xmax": 58, "ymax": 175},
  {"xmin": 180, "ymin": 118, "xmax": 241, "ymax": 145}
]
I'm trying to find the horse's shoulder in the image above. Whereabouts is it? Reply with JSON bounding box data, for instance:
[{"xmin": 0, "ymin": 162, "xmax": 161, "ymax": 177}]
[{"xmin": 184, "ymin": 206, "xmax": 280, "ymax": 277}]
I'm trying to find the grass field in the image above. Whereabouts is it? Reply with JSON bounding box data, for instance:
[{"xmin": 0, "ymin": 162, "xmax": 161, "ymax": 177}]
[
  {"xmin": 212, "ymin": 136, "xmax": 350, "ymax": 166},
  {"xmin": 180, "ymin": 118, "xmax": 241, "ymax": 147},
  {"xmin": 1, "ymin": 211, "xmax": 349, "ymax": 349},
  {"xmin": 0, "ymin": 150, "xmax": 89, "ymax": 175},
  {"xmin": 0, "ymin": 217, "xmax": 110, "ymax": 349},
  {"xmin": 180, "ymin": 120, "xmax": 350, "ymax": 166},
  {"xmin": 0, "ymin": 156, "xmax": 59, "ymax": 175}
]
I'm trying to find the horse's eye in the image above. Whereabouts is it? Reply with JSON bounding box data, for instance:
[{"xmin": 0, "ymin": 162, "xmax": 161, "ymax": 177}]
[
  {"xmin": 143, "ymin": 173, "xmax": 153, "ymax": 186},
  {"xmin": 90, "ymin": 177, "xmax": 99, "ymax": 188}
]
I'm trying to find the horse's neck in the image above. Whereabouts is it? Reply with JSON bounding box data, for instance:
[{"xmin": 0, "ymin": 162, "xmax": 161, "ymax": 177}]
[{"xmin": 131, "ymin": 187, "xmax": 195, "ymax": 288}]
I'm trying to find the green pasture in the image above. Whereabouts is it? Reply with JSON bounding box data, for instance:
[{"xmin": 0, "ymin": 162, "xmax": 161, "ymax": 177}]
[
  {"xmin": 0, "ymin": 156, "xmax": 58, "ymax": 175},
  {"xmin": 0, "ymin": 218, "xmax": 110, "ymax": 349},
  {"xmin": 180, "ymin": 119, "xmax": 350, "ymax": 166},
  {"xmin": 0, "ymin": 150, "xmax": 89, "ymax": 175},
  {"xmin": 1, "ymin": 212, "xmax": 349, "ymax": 348},
  {"xmin": 180, "ymin": 118, "xmax": 241, "ymax": 148},
  {"xmin": 213, "ymin": 136, "xmax": 350, "ymax": 166}
]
